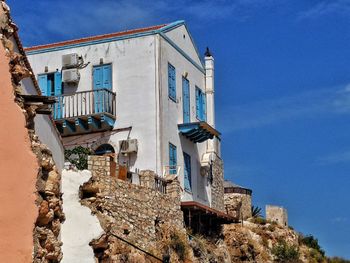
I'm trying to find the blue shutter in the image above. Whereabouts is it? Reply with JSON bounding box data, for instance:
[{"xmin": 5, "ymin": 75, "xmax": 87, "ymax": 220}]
[
  {"xmin": 54, "ymin": 71, "xmax": 63, "ymax": 119},
  {"xmin": 202, "ymin": 93, "xmax": 206, "ymax": 121},
  {"xmin": 102, "ymin": 64, "xmax": 112, "ymax": 90},
  {"xmin": 183, "ymin": 152, "xmax": 191, "ymax": 191},
  {"xmin": 182, "ymin": 78, "xmax": 190, "ymax": 123},
  {"xmin": 54, "ymin": 71, "xmax": 62, "ymax": 95},
  {"xmin": 168, "ymin": 63, "xmax": 176, "ymax": 101},
  {"xmin": 169, "ymin": 143, "xmax": 177, "ymax": 174},
  {"xmin": 38, "ymin": 74, "xmax": 48, "ymax": 96},
  {"xmin": 93, "ymin": 67, "xmax": 103, "ymax": 112},
  {"xmin": 195, "ymin": 87, "xmax": 200, "ymax": 119},
  {"xmin": 93, "ymin": 66, "xmax": 103, "ymax": 90}
]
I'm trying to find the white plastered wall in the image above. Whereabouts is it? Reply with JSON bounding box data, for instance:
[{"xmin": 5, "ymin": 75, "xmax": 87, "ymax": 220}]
[
  {"xmin": 158, "ymin": 28, "xmax": 211, "ymax": 207},
  {"xmin": 27, "ymin": 35, "xmax": 159, "ymax": 173}
]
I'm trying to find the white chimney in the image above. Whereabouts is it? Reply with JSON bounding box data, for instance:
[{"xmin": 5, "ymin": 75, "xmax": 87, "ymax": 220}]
[
  {"xmin": 204, "ymin": 48, "xmax": 216, "ymax": 155},
  {"xmin": 205, "ymin": 48, "xmax": 215, "ymax": 128}
]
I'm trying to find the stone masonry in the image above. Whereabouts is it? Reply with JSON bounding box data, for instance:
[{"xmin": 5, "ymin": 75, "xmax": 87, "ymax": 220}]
[
  {"xmin": 266, "ymin": 205, "xmax": 288, "ymax": 227},
  {"xmin": 224, "ymin": 181, "xmax": 252, "ymax": 220},
  {"xmin": 211, "ymin": 156, "xmax": 225, "ymax": 212},
  {"xmin": 82, "ymin": 155, "xmax": 184, "ymax": 260},
  {"xmin": 87, "ymin": 155, "xmax": 111, "ymax": 176},
  {"xmin": 0, "ymin": 3, "xmax": 64, "ymax": 262}
]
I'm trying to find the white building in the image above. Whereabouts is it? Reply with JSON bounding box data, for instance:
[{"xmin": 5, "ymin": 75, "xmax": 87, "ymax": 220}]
[{"xmin": 26, "ymin": 21, "xmax": 225, "ymax": 214}]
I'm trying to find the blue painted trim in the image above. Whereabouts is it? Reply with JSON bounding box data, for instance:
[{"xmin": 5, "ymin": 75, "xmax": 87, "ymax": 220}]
[
  {"xmin": 63, "ymin": 120, "xmax": 76, "ymax": 133},
  {"xmin": 88, "ymin": 116, "xmax": 101, "ymax": 129},
  {"xmin": 75, "ymin": 118, "xmax": 88, "ymax": 130},
  {"xmin": 157, "ymin": 20, "xmax": 185, "ymax": 33},
  {"xmin": 26, "ymin": 20, "xmax": 185, "ymax": 55},
  {"xmin": 26, "ymin": 20, "xmax": 206, "ymax": 73},
  {"xmin": 160, "ymin": 32, "xmax": 205, "ymax": 74},
  {"xmin": 26, "ymin": 30, "xmax": 159, "ymax": 55},
  {"xmin": 182, "ymin": 24, "xmax": 205, "ymax": 68},
  {"xmin": 101, "ymin": 114, "xmax": 115, "ymax": 127}
]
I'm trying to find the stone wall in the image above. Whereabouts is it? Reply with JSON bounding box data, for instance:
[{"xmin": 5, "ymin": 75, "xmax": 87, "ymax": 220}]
[
  {"xmin": 224, "ymin": 192, "xmax": 252, "ymax": 220},
  {"xmin": 82, "ymin": 155, "xmax": 184, "ymax": 260},
  {"xmin": 266, "ymin": 205, "xmax": 288, "ymax": 227},
  {"xmin": 211, "ymin": 156, "xmax": 225, "ymax": 212},
  {"xmin": 0, "ymin": 3, "xmax": 64, "ymax": 262},
  {"xmin": 87, "ymin": 155, "xmax": 112, "ymax": 176}
]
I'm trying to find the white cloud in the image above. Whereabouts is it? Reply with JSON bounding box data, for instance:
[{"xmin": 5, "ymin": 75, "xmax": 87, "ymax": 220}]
[
  {"xmin": 331, "ymin": 217, "xmax": 348, "ymax": 223},
  {"xmin": 8, "ymin": 0, "xmax": 281, "ymax": 46},
  {"xmin": 297, "ymin": 0, "xmax": 350, "ymax": 20},
  {"xmin": 218, "ymin": 84, "xmax": 350, "ymax": 133},
  {"xmin": 318, "ymin": 151, "xmax": 350, "ymax": 165}
]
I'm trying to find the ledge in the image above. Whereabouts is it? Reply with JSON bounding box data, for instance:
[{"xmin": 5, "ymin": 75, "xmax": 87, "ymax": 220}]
[{"xmin": 178, "ymin": 122, "xmax": 221, "ymax": 143}]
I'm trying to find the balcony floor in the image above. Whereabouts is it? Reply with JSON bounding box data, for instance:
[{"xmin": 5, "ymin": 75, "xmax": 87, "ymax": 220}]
[{"xmin": 54, "ymin": 113, "xmax": 115, "ymax": 137}]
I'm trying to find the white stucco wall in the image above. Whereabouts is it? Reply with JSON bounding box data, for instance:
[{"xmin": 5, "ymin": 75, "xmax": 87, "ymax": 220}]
[
  {"xmin": 27, "ymin": 24, "xmax": 219, "ymax": 208},
  {"xmin": 27, "ymin": 35, "xmax": 159, "ymax": 173},
  {"xmin": 61, "ymin": 169, "xmax": 104, "ymax": 263},
  {"xmin": 158, "ymin": 29, "xmax": 210, "ymax": 205}
]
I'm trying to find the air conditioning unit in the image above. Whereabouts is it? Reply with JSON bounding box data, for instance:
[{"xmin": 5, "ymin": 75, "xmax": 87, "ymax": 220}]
[
  {"xmin": 119, "ymin": 139, "xmax": 138, "ymax": 154},
  {"xmin": 62, "ymin": 53, "xmax": 80, "ymax": 68},
  {"xmin": 62, "ymin": 68, "xmax": 80, "ymax": 83}
]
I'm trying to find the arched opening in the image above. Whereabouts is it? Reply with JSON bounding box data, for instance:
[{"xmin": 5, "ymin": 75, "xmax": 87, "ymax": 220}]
[{"xmin": 94, "ymin": 144, "xmax": 115, "ymax": 155}]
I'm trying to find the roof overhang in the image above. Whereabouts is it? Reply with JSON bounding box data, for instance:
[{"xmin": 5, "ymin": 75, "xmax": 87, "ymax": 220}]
[
  {"xmin": 178, "ymin": 122, "xmax": 220, "ymax": 143},
  {"xmin": 181, "ymin": 201, "xmax": 234, "ymax": 222}
]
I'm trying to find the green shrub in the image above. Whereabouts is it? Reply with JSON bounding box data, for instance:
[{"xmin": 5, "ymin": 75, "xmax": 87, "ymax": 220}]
[
  {"xmin": 170, "ymin": 232, "xmax": 187, "ymax": 261},
  {"xmin": 252, "ymin": 217, "xmax": 267, "ymax": 225},
  {"xmin": 299, "ymin": 234, "xmax": 325, "ymax": 257},
  {"xmin": 272, "ymin": 240, "xmax": 300, "ymax": 262},
  {"xmin": 65, "ymin": 146, "xmax": 92, "ymax": 170},
  {"xmin": 327, "ymin": 257, "xmax": 350, "ymax": 263}
]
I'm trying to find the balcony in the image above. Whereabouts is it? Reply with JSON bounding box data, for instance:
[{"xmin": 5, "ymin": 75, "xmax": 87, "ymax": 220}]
[
  {"xmin": 52, "ymin": 89, "xmax": 116, "ymax": 136},
  {"xmin": 178, "ymin": 122, "xmax": 221, "ymax": 143}
]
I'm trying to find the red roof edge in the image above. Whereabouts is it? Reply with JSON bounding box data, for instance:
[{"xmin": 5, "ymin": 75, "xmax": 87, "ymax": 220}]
[{"xmin": 25, "ymin": 24, "xmax": 167, "ymax": 52}]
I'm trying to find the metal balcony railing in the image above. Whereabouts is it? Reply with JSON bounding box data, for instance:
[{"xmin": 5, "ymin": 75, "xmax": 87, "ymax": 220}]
[{"xmin": 52, "ymin": 89, "xmax": 116, "ymax": 120}]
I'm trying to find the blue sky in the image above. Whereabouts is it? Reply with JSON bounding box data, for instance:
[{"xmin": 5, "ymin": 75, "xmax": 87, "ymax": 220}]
[{"xmin": 8, "ymin": 0, "xmax": 350, "ymax": 259}]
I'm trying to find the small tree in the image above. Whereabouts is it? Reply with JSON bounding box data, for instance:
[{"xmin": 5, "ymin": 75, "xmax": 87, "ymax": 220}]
[
  {"xmin": 65, "ymin": 146, "xmax": 92, "ymax": 170},
  {"xmin": 272, "ymin": 240, "xmax": 300, "ymax": 263},
  {"xmin": 299, "ymin": 234, "xmax": 325, "ymax": 257},
  {"xmin": 251, "ymin": 205, "xmax": 262, "ymax": 218}
]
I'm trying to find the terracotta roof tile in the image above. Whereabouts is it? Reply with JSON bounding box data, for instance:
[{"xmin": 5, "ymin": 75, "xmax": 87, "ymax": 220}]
[{"xmin": 25, "ymin": 23, "xmax": 167, "ymax": 52}]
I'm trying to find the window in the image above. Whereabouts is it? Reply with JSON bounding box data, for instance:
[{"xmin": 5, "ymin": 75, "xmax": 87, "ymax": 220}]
[
  {"xmin": 93, "ymin": 64, "xmax": 112, "ymax": 113},
  {"xmin": 183, "ymin": 152, "xmax": 192, "ymax": 191},
  {"xmin": 38, "ymin": 71, "xmax": 62, "ymax": 119},
  {"xmin": 182, "ymin": 77, "xmax": 190, "ymax": 123},
  {"xmin": 93, "ymin": 64, "xmax": 112, "ymax": 90},
  {"xmin": 38, "ymin": 71, "xmax": 62, "ymax": 96},
  {"xmin": 168, "ymin": 63, "xmax": 176, "ymax": 101},
  {"xmin": 169, "ymin": 143, "xmax": 177, "ymax": 175},
  {"xmin": 195, "ymin": 87, "xmax": 206, "ymax": 121}
]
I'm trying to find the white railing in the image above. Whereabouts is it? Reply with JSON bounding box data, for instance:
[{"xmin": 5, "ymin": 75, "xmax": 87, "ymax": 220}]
[{"xmin": 162, "ymin": 165, "xmax": 181, "ymax": 177}]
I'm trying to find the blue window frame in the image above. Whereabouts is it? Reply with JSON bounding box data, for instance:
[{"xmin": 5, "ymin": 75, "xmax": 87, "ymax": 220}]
[
  {"xmin": 93, "ymin": 64, "xmax": 112, "ymax": 90},
  {"xmin": 183, "ymin": 152, "xmax": 192, "ymax": 191},
  {"xmin": 195, "ymin": 87, "xmax": 206, "ymax": 121},
  {"xmin": 169, "ymin": 143, "xmax": 177, "ymax": 175},
  {"xmin": 38, "ymin": 71, "xmax": 62, "ymax": 118},
  {"xmin": 93, "ymin": 64, "xmax": 112, "ymax": 113},
  {"xmin": 38, "ymin": 71, "xmax": 62, "ymax": 96},
  {"xmin": 168, "ymin": 63, "xmax": 176, "ymax": 101},
  {"xmin": 182, "ymin": 77, "xmax": 190, "ymax": 123}
]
